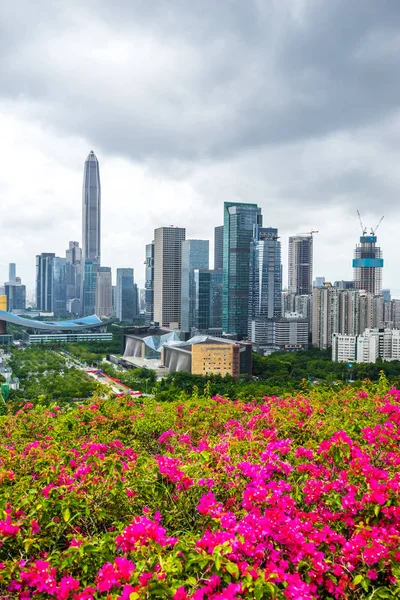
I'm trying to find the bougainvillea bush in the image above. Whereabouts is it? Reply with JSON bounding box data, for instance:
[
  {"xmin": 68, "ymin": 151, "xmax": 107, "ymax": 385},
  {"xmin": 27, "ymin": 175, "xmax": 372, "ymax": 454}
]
[{"xmin": 1, "ymin": 376, "xmax": 400, "ymax": 598}]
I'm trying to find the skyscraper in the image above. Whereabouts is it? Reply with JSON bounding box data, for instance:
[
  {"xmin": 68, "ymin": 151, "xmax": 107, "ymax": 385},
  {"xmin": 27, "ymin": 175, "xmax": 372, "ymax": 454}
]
[
  {"xmin": 153, "ymin": 226, "xmax": 186, "ymax": 328},
  {"xmin": 36, "ymin": 253, "xmax": 56, "ymax": 312},
  {"xmin": 8, "ymin": 263, "xmax": 16, "ymax": 282},
  {"xmin": 53, "ymin": 258, "xmax": 67, "ymax": 316},
  {"xmin": 181, "ymin": 240, "xmax": 209, "ymax": 332},
  {"xmin": 82, "ymin": 261, "xmax": 98, "ymax": 315},
  {"xmin": 116, "ymin": 268, "xmax": 138, "ymax": 322},
  {"xmin": 5, "ymin": 280, "xmax": 26, "ymax": 312},
  {"xmin": 248, "ymin": 226, "xmax": 282, "ymax": 342},
  {"xmin": 95, "ymin": 267, "xmax": 113, "ymax": 318},
  {"xmin": 214, "ymin": 226, "xmax": 224, "ymax": 270},
  {"xmin": 193, "ymin": 268, "xmax": 223, "ymax": 332},
  {"xmin": 353, "ymin": 233, "xmax": 384, "ymax": 295},
  {"xmin": 145, "ymin": 242, "xmax": 154, "ymax": 322},
  {"xmin": 288, "ymin": 235, "xmax": 313, "ymax": 295},
  {"xmin": 222, "ymin": 202, "xmax": 262, "ymax": 337},
  {"xmin": 82, "ymin": 151, "xmax": 101, "ymax": 264},
  {"xmin": 66, "ymin": 241, "xmax": 82, "ymax": 314}
]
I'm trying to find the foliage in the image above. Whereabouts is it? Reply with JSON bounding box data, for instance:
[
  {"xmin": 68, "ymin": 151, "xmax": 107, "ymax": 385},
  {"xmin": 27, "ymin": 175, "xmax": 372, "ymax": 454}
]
[
  {"xmin": 1, "ymin": 376, "xmax": 400, "ymax": 597},
  {"xmin": 8, "ymin": 348, "xmax": 97, "ymax": 405}
]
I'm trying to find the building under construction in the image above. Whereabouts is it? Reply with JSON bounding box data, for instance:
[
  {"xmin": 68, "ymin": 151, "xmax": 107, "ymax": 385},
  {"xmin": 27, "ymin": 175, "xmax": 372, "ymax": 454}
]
[{"xmin": 353, "ymin": 212, "xmax": 384, "ymax": 296}]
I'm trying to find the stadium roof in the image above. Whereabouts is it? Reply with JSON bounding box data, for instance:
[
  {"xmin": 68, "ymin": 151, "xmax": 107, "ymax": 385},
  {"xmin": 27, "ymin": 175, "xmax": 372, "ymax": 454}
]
[{"xmin": 0, "ymin": 311, "xmax": 110, "ymax": 331}]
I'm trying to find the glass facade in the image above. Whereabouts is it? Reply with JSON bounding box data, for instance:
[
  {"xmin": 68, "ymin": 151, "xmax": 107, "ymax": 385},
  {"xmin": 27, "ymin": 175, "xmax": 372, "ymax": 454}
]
[
  {"xmin": 222, "ymin": 202, "xmax": 262, "ymax": 337},
  {"xmin": 353, "ymin": 235, "xmax": 383, "ymax": 295},
  {"xmin": 66, "ymin": 242, "xmax": 82, "ymax": 311},
  {"xmin": 145, "ymin": 242, "xmax": 154, "ymax": 321},
  {"xmin": 181, "ymin": 240, "xmax": 209, "ymax": 332},
  {"xmin": 5, "ymin": 283, "xmax": 26, "ymax": 312},
  {"xmin": 8, "ymin": 263, "xmax": 16, "ymax": 282},
  {"xmin": 193, "ymin": 268, "xmax": 223, "ymax": 332},
  {"xmin": 248, "ymin": 227, "xmax": 282, "ymax": 320},
  {"xmin": 82, "ymin": 261, "xmax": 98, "ymax": 315},
  {"xmin": 82, "ymin": 151, "xmax": 101, "ymax": 264},
  {"xmin": 116, "ymin": 268, "xmax": 138, "ymax": 322},
  {"xmin": 53, "ymin": 258, "xmax": 67, "ymax": 316},
  {"xmin": 214, "ymin": 226, "xmax": 224, "ymax": 270},
  {"xmin": 36, "ymin": 253, "xmax": 55, "ymax": 312}
]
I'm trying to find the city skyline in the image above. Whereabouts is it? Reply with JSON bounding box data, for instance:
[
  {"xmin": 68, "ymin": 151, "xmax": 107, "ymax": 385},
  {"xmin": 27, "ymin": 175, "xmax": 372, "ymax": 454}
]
[{"xmin": 1, "ymin": 2, "xmax": 400, "ymax": 295}]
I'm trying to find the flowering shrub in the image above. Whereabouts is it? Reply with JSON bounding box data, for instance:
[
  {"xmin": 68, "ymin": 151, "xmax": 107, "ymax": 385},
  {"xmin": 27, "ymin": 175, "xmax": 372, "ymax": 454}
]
[{"xmin": 1, "ymin": 375, "xmax": 400, "ymax": 598}]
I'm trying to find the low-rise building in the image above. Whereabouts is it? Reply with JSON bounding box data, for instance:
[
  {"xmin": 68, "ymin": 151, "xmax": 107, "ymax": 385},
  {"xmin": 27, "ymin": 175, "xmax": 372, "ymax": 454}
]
[{"xmin": 332, "ymin": 328, "xmax": 400, "ymax": 363}]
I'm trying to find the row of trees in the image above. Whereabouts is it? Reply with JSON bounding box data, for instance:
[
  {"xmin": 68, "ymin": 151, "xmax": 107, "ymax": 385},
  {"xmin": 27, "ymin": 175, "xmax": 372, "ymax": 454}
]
[{"xmin": 8, "ymin": 347, "xmax": 98, "ymax": 406}]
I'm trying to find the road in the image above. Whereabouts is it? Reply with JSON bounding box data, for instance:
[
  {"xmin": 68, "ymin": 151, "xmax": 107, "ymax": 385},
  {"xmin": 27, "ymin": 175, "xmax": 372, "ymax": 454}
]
[{"xmin": 54, "ymin": 350, "xmax": 149, "ymax": 397}]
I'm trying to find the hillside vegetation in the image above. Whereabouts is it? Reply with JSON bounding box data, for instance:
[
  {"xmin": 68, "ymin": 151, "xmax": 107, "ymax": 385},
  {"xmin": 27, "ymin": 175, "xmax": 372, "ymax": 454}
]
[{"xmin": 1, "ymin": 376, "xmax": 400, "ymax": 598}]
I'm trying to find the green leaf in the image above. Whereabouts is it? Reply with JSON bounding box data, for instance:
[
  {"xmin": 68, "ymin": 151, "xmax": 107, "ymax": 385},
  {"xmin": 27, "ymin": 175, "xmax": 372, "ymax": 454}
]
[
  {"xmin": 353, "ymin": 574, "xmax": 363, "ymax": 585},
  {"xmin": 63, "ymin": 507, "xmax": 71, "ymax": 522},
  {"xmin": 226, "ymin": 562, "xmax": 239, "ymax": 578}
]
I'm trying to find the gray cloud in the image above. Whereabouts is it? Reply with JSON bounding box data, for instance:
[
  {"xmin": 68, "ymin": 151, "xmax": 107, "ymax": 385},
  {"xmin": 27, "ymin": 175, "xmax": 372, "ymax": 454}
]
[
  {"xmin": 0, "ymin": 0, "xmax": 399, "ymax": 294},
  {"xmin": 1, "ymin": 1, "xmax": 400, "ymax": 161}
]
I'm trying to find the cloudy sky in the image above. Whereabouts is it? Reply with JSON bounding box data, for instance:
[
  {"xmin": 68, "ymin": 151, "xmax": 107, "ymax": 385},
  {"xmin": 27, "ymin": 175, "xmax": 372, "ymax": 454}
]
[{"xmin": 1, "ymin": 0, "xmax": 400, "ymax": 296}]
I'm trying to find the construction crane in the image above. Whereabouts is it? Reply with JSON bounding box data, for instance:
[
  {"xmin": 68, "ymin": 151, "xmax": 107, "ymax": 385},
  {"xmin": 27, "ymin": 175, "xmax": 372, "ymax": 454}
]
[
  {"xmin": 371, "ymin": 215, "xmax": 384, "ymax": 236},
  {"xmin": 296, "ymin": 230, "xmax": 319, "ymax": 236},
  {"xmin": 357, "ymin": 210, "xmax": 367, "ymax": 235}
]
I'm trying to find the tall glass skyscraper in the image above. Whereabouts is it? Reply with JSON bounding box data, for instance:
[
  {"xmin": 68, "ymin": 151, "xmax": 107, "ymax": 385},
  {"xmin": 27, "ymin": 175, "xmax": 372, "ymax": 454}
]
[
  {"xmin": 145, "ymin": 242, "xmax": 154, "ymax": 322},
  {"xmin": 288, "ymin": 235, "xmax": 313, "ymax": 295},
  {"xmin": 82, "ymin": 261, "xmax": 98, "ymax": 315},
  {"xmin": 82, "ymin": 151, "xmax": 101, "ymax": 264},
  {"xmin": 35, "ymin": 253, "xmax": 66, "ymax": 315},
  {"xmin": 222, "ymin": 202, "xmax": 262, "ymax": 337},
  {"xmin": 116, "ymin": 268, "xmax": 138, "ymax": 322},
  {"xmin": 53, "ymin": 257, "xmax": 67, "ymax": 316},
  {"xmin": 36, "ymin": 253, "xmax": 56, "ymax": 312},
  {"xmin": 66, "ymin": 241, "xmax": 82, "ymax": 313},
  {"xmin": 353, "ymin": 234, "xmax": 383, "ymax": 295},
  {"xmin": 8, "ymin": 263, "xmax": 16, "ymax": 282},
  {"xmin": 181, "ymin": 240, "xmax": 209, "ymax": 332},
  {"xmin": 193, "ymin": 268, "xmax": 223, "ymax": 332},
  {"xmin": 214, "ymin": 226, "xmax": 224, "ymax": 270},
  {"xmin": 248, "ymin": 226, "xmax": 282, "ymax": 340}
]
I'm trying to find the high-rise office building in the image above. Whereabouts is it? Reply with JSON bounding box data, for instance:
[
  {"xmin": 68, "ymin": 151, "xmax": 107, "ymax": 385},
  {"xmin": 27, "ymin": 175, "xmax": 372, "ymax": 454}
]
[
  {"xmin": 222, "ymin": 202, "xmax": 262, "ymax": 337},
  {"xmin": 153, "ymin": 227, "xmax": 186, "ymax": 328},
  {"xmin": 82, "ymin": 151, "xmax": 101, "ymax": 264},
  {"xmin": 36, "ymin": 253, "xmax": 56, "ymax": 312},
  {"xmin": 193, "ymin": 269, "xmax": 223, "ymax": 332},
  {"xmin": 8, "ymin": 263, "xmax": 16, "ymax": 282},
  {"xmin": 353, "ymin": 233, "xmax": 383, "ymax": 295},
  {"xmin": 288, "ymin": 235, "xmax": 313, "ymax": 296},
  {"xmin": 35, "ymin": 253, "xmax": 66, "ymax": 315},
  {"xmin": 248, "ymin": 226, "xmax": 282, "ymax": 334},
  {"xmin": 82, "ymin": 261, "xmax": 98, "ymax": 315},
  {"xmin": 66, "ymin": 242, "xmax": 82, "ymax": 314},
  {"xmin": 116, "ymin": 268, "xmax": 138, "ymax": 322},
  {"xmin": 145, "ymin": 242, "xmax": 154, "ymax": 322},
  {"xmin": 181, "ymin": 240, "xmax": 209, "ymax": 333},
  {"xmin": 5, "ymin": 280, "xmax": 26, "ymax": 312},
  {"xmin": 214, "ymin": 226, "xmax": 224, "ymax": 270},
  {"xmin": 53, "ymin": 258, "xmax": 67, "ymax": 316},
  {"xmin": 82, "ymin": 151, "xmax": 100, "ymax": 316},
  {"xmin": 95, "ymin": 267, "xmax": 113, "ymax": 318}
]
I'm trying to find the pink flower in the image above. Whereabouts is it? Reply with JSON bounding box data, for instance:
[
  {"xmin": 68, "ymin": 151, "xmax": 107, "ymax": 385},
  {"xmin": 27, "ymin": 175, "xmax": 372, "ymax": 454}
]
[
  {"xmin": 30, "ymin": 519, "xmax": 40, "ymax": 534},
  {"xmin": 174, "ymin": 586, "xmax": 189, "ymax": 599}
]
